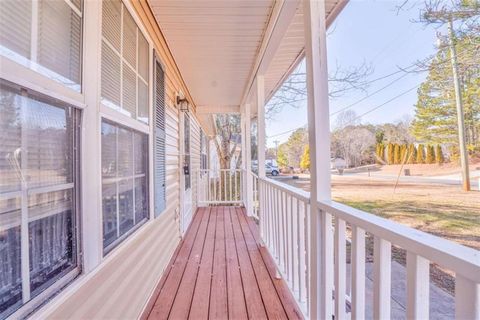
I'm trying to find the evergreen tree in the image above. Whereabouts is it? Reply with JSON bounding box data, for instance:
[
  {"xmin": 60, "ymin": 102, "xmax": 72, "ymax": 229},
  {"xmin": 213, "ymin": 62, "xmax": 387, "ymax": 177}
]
[
  {"xmin": 300, "ymin": 145, "xmax": 310, "ymax": 170},
  {"xmin": 416, "ymin": 144, "xmax": 425, "ymax": 164},
  {"xmin": 411, "ymin": 31, "xmax": 480, "ymax": 150},
  {"xmin": 426, "ymin": 145, "xmax": 436, "ymax": 164},
  {"xmin": 400, "ymin": 144, "xmax": 408, "ymax": 163},
  {"xmin": 436, "ymin": 144, "xmax": 445, "ymax": 164},
  {"xmin": 407, "ymin": 144, "xmax": 417, "ymax": 164},
  {"xmin": 394, "ymin": 144, "xmax": 401, "ymax": 164},
  {"xmin": 387, "ymin": 143, "xmax": 395, "ymax": 165}
]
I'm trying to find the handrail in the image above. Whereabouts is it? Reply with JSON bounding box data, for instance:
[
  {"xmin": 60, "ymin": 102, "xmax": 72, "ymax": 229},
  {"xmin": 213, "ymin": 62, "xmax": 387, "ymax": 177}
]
[
  {"xmin": 257, "ymin": 176, "xmax": 480, "ymax": 319},
  {"xmin": 319, "ymin": 200, "xmax": 480, "ymax": 283},
  {"xmin": 259, "ymin": 177, "xmax": 311, "ymax": 203}
]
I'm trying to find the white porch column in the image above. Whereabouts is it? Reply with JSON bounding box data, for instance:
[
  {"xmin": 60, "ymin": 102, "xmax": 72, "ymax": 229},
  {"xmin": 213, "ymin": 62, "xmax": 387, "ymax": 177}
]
[
  {"xmin": 304, "ymin": 1, "xmax": 333, "ymax": 319},
  {"xmin": 82, "ymin": 0, "xmax": 103, "ymax": 272},
  {"xmin": 256, "ymin": 75, "xmax": 266, "ymax": 179},
  {"xmin": 244, "ymin": 104, "xmax": 254, "ymax": 216}
]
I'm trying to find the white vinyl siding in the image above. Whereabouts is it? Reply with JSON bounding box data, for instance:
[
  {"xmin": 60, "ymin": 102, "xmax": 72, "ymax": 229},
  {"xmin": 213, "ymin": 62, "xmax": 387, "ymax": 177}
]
[
  {"xmin": 101, "ymin": 0, "xmax": 149, "ymax": 124},
  {"xmin": 0, "ymin": 0, "xmax": 82, "ymax": 91},
  {"xmin": 0, "ymin": 80, "xmax": 80, "ymax": 319}
]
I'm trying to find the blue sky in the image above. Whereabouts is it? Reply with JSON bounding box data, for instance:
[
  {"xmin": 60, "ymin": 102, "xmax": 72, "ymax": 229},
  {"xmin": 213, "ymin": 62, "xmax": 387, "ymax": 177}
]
[{"xmin": 266, "ymin": 0, "xmax": 445, "ymax": 147}]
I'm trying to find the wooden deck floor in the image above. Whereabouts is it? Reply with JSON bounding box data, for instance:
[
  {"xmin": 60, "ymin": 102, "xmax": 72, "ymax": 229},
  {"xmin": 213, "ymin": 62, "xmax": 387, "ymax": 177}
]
[{"xmin": 144, "ymin": 207, "xmax": 303, "ymax": 320}]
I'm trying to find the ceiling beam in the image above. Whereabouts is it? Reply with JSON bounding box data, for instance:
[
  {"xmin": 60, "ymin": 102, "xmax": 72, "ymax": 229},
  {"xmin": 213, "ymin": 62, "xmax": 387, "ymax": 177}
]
[{"xmin": 240, "ymin": 0, "xmax": 300, "ymax": 106}]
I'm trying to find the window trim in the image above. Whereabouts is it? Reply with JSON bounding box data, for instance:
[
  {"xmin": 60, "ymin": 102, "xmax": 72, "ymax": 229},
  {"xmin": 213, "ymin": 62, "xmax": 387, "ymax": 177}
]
[
  {"xmin": 100, "ymin": 118, "xmax": 150, "ymax": 255},
  {"xmin": 99, "ymin": 0, "xmax": 152, "ymax": 124},
  {"xmin": 0, "ymin": 80, "xmax": 82, "ymax": 319}
]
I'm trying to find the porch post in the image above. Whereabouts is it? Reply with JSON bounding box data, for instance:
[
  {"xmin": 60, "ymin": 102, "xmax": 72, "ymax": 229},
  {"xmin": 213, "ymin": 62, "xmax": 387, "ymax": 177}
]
[
  {"xmin": 256, "ymin": 75, "xmax": 266, "ymax": 179},
  {"xmin": 82, "ymin": 0, "xmax": 103, "ymax": 272},
  {"xmin": 244, "ymin": 104, "xmax": 254, "ymax": 216},
  {"xmin": 303, "ymin": 1, "xmax": 333, "ymax": 319}
]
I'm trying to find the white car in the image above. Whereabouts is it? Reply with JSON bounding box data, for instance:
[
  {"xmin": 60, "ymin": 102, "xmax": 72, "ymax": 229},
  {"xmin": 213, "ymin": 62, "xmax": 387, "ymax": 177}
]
[{"xmin": 266, "ymin": 163, "xmax": 280, "ymax": 176}]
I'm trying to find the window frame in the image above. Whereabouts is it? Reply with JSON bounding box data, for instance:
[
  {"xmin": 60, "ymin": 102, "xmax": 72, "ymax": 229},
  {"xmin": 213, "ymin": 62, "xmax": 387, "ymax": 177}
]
[
  {"xmin": 99, "ymin": 0, "xmax": 152, "ymax": 126},
  {"xmin": 0, "ymin": 79, "xmax": 82, "ymax": 320},
  {"xmin": 0, "ymin": 0, "xmax": 84, "ymax": 93},
  {"xmin": 100, "ymin": 118, "xmax": 150, "ymax": 255}
]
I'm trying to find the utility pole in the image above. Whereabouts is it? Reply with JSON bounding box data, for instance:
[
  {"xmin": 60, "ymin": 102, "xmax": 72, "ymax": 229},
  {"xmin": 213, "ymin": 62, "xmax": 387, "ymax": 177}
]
[{"xmin": 448, "ymin": 19, "xmax": 470, "ymax": 191}]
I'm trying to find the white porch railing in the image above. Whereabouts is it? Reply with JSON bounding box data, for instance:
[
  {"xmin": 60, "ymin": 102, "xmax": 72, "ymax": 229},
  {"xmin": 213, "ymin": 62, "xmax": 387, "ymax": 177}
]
[
  {"xmin": 197, "ymin": 169, "xmax": 243, "ymax": 206},
  {"xmin": 250, "ymin": 171, "xmax": 259, "ymax": 219},
  {"xmin": 258, "ymin": 177, "xmax": 480, "ymax": 319}
]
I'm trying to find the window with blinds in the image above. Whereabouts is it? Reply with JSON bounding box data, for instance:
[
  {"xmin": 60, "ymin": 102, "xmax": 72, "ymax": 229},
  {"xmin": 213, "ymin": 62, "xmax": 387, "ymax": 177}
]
[
  {"xmin": 154, "ymin": 59, "xmax": 166, "ymax": 217},
  {"xmin": 0, "ymin": 0, "xmax": 83, "ymax": 91},
  {"xmin": 101, "ymin": 120, "xmax": 149, "ymax": 253},
  {"xmin": 101, "ymin": 0, "xmax": 150, "ymax": 124},
  {"xmin": 0, "ymin": 80, "xmax": 80, "ymax": 319}
]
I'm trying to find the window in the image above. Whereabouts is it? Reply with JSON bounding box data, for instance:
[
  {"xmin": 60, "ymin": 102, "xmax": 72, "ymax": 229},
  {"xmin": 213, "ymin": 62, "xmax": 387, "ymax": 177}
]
[
  {"xmin": 101, "ymin": 0, "xmax": 149, "ymax": 124},
  {"xmin": 101, "ymin": 120, "xmax": 148, "ymax": 253},
  {"xmin": 183, "ymin": 114, "xmax": 191, "ymax": 190},
  {"xmin": 0, "ymin": 80, "xmax": 80, "ymax": 318},
  {"xmin": 153, "ymin": 59, "xmax": 166, "ymax": 217},
  {"xmin": 0, "ymin": 0, "xmax": 83, "ymax": 91}
]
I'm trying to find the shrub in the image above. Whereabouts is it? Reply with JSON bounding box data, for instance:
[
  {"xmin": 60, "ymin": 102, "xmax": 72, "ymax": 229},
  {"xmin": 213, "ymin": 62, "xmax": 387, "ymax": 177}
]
[
  {"xmin": 394, "ymin": 144, "xmax": 401, "ymax": 164},
  {"xmin": 416, "ymin": 144, "xmax": 425, "ymax": 164},
  {"xmin": 436, "ymin": 145, "xmax": 444, "ymax": 164},
  {"xmin": 426, "ymin": 145, "xmax": 436, "ymax": 164},
  {"xmin": 407, "ymin": 144, "xmax": 416, "ymax": 164},
  {"xmin": 387, "ymin": 143, "xmax": 395, "ymax": 165}
]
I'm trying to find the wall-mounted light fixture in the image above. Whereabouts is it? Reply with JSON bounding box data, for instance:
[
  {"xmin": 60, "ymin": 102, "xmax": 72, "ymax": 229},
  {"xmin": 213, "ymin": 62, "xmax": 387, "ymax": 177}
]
[{"xmin": 176, "ymin": 92, "xmax": 189, "ymax": 112}]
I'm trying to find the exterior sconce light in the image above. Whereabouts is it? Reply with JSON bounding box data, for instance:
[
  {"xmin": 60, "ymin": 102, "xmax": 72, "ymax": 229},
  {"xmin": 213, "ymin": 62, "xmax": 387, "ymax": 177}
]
[{"xmin": 176, "ymin": 92, "xmax": 189, "ymax": 112}]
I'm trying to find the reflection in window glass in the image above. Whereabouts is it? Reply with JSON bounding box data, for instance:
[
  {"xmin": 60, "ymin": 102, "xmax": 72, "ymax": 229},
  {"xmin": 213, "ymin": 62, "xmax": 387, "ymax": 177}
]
[
  {"xmin": 0, "ymin": 80, "xmax": 79, "ymax": 318},
  {"xmin": 101, "ymin": 120, "xmax": 148, "ymax": 253},
  {"xmin": 0, "ymin": 0, "xmax": 83, "ymax": 91}
]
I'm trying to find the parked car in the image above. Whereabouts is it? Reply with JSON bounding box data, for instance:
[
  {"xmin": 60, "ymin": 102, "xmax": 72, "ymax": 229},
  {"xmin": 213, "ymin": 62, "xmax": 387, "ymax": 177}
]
[
  {"xmin": 251, "ymin": 161, "xmax": 280, "ymax": 176},
  {"xmin": 266, "ymin": 163, "xmax": 279, "ymax": 176}
]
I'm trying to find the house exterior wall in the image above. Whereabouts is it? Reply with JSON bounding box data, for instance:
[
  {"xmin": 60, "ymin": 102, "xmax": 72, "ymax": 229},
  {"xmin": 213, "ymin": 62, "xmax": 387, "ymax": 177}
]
[{"xmin": 0, "ymin": 0, "xmax": 203, "ymax": 318}]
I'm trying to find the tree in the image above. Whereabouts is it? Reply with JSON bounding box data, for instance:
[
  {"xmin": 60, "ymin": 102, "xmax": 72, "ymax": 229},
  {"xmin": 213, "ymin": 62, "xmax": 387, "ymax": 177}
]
[
  {"xmin": 213, "ymin": 114, "xmax": 241, "ymax": 169},
  {"xmin": 331, "ymin": 125, "xmax": 376, "ymax": 167},
  {"xmin": 411, "ymin": 1, "xmax": 480, "ymax": 151},
  {"xmin": 387, "ymin": 143, "xmax": 395, "ymax": 165},
  {"xmin": 407, "ymin": 144, "xmax": 417, "ymax": 164},
  {"xmin": 436, "ymin": 144, "xmax": 445, "ymax": 164},
  {"xmin": 417, "ymin": 144, "xmax": 426, "ymax": 164},
  {"xmin": 426, "ymin": 145, "xmax": 436, "ymax": 164},
  {"xmin": 394, "ymin": 144, "xmax": 402, "ymax": 164},
  {"xmin": 277, "ymin": 144, "xmax": 288, "ymax": 168},
  {"xmin": 375, "ymin": 143, "xmax": 385, "ymax": 163},
  {"xmin": 400, "ymin": 144, "xmax": 408, "ymax": 163},
  {"xmin": 300, "ymin": 145, "xmax": 310, "ymax": 170}
]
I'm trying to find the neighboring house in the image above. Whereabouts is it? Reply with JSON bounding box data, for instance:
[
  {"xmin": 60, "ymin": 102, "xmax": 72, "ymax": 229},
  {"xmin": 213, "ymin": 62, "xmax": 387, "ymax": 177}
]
[{"xmin": 0, "ymin": 1, "xmax": 478, "ymax": 320}]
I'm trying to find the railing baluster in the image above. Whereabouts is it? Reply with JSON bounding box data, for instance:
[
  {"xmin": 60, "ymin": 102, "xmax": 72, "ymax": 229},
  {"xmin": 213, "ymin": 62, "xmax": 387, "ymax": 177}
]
[
  {"xmin": 455, "ymin": 275, "xmax": 480, "ymax": 319},
  {"xmin": 334, "ymin": 217, "xmax": 346, "ymax": 319},
  {"xmin": 289, "ymin": 195, "xmax": 294, "ymax": 286},
  {"xmin": 406, "ymin": 252, "xmax": 429, "ymax": 319},
  {"xmin": 351, "ymin": 226, "xmax": 365, "ymax": 320},
  {"xmin": 304, "ymin": 203, "xmax": 310, "ymax": 309},
  {"xmin": 373, "ymin": 237, "xmax": 391, "ymax": 320}
]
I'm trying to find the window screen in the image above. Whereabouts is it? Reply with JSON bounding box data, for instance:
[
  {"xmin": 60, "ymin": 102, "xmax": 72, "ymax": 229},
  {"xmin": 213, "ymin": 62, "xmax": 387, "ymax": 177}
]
[
  {"xmin": 0, "ymin": 80, "xmax": 80, "ymax": 318},
  {"xmin": 101, "ymin": 120, "xmax": 148, "ymax": 253},
  {"xmin": 101, "ymin": 0, "xmax": 149, "ymax": 124},
  {"xmin": 0, "ymin": 0, "xmax": 83, "ymax": 91}
]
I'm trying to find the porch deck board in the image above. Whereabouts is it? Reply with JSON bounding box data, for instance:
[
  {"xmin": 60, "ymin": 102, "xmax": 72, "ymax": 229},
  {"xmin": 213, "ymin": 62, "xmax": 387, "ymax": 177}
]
[{"xmin": 145, "ymin": 206, "xmax": 303, "ymax": 320}]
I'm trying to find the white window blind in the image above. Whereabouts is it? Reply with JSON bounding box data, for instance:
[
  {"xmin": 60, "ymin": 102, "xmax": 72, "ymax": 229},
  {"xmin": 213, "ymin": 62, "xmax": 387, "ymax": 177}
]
[
  {"xmin": 0, "ymin": 0, "xmax": 83, "ymax": 91},
  {"xmin": 101, "ymin": 0, "xmax": 149, "ymax": 124}
]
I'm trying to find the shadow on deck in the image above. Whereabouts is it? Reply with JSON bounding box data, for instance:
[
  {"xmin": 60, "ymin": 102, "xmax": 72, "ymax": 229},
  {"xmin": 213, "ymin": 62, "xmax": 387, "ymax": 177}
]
[{"xmin": 142, "ymin": 207, "xmax": 303, "ymax": 319}]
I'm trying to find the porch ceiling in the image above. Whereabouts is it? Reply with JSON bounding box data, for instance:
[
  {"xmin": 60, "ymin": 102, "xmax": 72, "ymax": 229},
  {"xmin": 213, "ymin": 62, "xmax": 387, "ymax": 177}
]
[{"xmin": 148, "ymin": 0, "xmax": 346, "ymax": 116}]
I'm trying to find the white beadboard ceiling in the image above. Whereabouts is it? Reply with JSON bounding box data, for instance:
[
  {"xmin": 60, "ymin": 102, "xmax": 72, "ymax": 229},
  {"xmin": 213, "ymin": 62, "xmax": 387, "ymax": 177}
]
[{"xmin": 148, "ymin": 0, "xmax": 344, "ymax": 114}]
